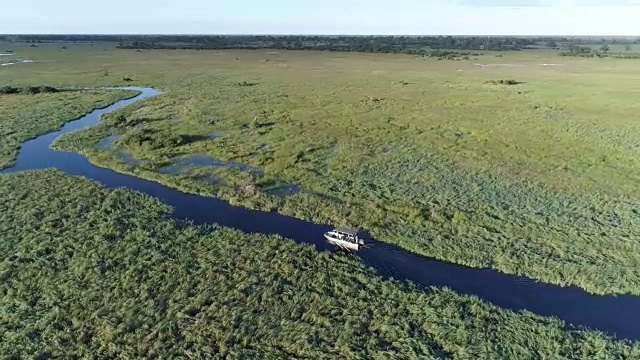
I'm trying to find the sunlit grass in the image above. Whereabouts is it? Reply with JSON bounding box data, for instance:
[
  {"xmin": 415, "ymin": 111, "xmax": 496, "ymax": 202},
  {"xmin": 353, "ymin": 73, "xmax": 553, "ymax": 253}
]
[
  {"xmin": 4, "ymin": 43, "xmax": 640, "ymax": 295},
  {"xmin": 1, "ymin": 170, "xmax": 638, "ymax": 358}
]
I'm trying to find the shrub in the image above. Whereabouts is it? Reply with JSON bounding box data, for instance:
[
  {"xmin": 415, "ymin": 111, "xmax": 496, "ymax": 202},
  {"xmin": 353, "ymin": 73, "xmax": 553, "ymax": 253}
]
[
  {"xmin": 484, "ymin": 79, "xmax": 522, "ymax": 85},
  {"xmin": 41, "ymin": 86, "xmax": 59, "ymax": 93},
  {"xmin": 0, "ymin": 85, "xmax": 59, "ymax": 95},
  {"xmin": 112, "ymin": 114, "xmax": 134, "ymax": 127},
  {"xmin": 422, "ymin": 50, "xmax": 483, "ymax": 60},
  {"xmin": 22, "ymin": 86, "xmax": 41, "ymax": 95},
  {"xmin": 0, "ymin": 86, "xmax": 19, "ymax": 94},
  {"xmin": 120, "ymin": 128, "xmax": 184, "ymax": 150}
]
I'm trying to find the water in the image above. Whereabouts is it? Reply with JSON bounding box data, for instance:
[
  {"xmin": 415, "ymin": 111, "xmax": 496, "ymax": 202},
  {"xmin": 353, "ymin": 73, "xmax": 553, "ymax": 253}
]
[
  {"xmin": 267, "ymin": 183, "xmax": 303, "ymax": 196},
  {"xmin": 94, "ymin": 128, "xmax": 144, "ymax": 166},
  {"xmin": 0, "ymin": 59, "xmax": 33, "ymax": 66},
  {"xmin": 2, "ymin": 87, "xmax": 640, "ymax": 340},
  {"xmin": 97, "ymin": 134, "xmax": 120, "ymax": 149},
  {"xmin": 475, "ymin": 63, "xmax": 525, "ymax": 67}
]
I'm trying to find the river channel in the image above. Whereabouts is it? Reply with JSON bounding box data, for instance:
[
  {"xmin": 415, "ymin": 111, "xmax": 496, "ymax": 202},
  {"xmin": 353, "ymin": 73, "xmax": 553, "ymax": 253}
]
[{"xmin": 2, "ymin": 87, "xmax": 638, "ymax": 340}]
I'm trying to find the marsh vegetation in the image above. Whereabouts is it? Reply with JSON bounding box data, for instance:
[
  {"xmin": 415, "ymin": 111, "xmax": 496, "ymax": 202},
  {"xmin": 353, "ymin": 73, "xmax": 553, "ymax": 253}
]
[
  {"xmin": 21, "ymin": 46, "xmax": 637, "ymax": 296},
  {"xmin": 1, "ymin": 170, "xmax": 638, "ymax": 358},
  {"xmin": 3, "ymin": 40, "xmax": 640, "ymax": 357},
  {"xmin": 4, "ymin": 43, "xmax": 640, "ymax": 298}
]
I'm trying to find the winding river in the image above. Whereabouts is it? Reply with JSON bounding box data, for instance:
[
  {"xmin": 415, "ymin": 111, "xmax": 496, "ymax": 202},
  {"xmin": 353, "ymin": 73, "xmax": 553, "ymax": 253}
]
[{"xmin": 2, "ymin": 87, "xmax": 639, "ymax": 340}]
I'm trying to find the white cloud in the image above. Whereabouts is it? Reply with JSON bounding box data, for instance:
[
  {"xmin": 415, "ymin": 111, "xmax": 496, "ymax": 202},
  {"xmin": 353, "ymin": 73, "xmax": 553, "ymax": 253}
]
[
  {"xmin": 451, "ymin": 0, "xmax": 640, "ymax": 5},
  {"xmin": 451, "ymin": 0, "xmax": 550, "ymax": 6}
]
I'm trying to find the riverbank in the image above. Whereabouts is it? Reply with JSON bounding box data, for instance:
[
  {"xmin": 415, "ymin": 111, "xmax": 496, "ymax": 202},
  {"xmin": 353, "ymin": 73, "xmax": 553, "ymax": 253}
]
[{"xmin": 0, "ymin": 88, "xmax": 135, "ymax": 169}]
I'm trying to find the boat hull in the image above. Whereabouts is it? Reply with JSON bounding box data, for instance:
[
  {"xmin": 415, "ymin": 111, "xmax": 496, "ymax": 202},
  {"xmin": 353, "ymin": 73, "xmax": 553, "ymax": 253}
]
[{"xmin": 324, "ymin": 234, "xmax": 360, "ymax": 251}]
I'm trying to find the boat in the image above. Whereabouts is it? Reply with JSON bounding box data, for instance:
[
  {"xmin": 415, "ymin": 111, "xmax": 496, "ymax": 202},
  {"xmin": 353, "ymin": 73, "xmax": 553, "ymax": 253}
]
[{"xmin": 324, "ymin": 226, "xmax": 364, "ymax": 251}]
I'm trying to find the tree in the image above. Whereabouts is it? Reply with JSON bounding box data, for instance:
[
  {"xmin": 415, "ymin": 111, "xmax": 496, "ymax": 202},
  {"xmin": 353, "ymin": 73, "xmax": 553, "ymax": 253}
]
[
  {"xmin": 600, "ymin": 44, "xmax": 611, "ymax": 53},
  {"xmin": 625, "ymin": 44, "xmax": 632, "ymax": 52}
]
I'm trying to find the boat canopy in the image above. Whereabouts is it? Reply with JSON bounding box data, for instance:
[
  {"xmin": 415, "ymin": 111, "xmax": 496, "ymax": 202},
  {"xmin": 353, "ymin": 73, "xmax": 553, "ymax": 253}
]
[{"xmin": 334, "ymin": 226, "xmax": 358, "ymax": 236}]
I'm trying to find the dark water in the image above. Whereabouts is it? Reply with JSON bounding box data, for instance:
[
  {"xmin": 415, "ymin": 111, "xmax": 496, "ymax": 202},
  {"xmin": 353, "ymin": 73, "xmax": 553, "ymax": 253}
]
[{"xmin": 2, "ymin": 87, "xmax": 639, "ymax": 340}]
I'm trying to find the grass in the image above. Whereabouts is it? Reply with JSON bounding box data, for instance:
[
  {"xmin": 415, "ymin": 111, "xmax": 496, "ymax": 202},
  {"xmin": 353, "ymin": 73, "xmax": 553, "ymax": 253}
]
[
  {"xmin": 3, "ymin": 42, "xmax": 640, "ymax": 296},
  {"xmin": 0, "ymin": 88, "xmax": 135, "ymax": 169},
  {"xmin": 1, "ymin": 169, "xmax": 639, "ymax": 359}
]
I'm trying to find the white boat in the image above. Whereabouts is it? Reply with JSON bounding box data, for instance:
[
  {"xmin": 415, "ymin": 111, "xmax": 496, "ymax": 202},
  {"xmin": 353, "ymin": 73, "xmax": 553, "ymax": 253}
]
[{"xmin": 324, "ymin": 227, "xmax": 364, "ymax": 251}]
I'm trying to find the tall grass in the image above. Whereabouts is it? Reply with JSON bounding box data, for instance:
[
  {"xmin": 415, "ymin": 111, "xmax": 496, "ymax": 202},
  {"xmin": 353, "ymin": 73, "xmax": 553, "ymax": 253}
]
[
  {"xmin": 5, "ymin": 43, "xmax": 640, "ymax": 295},
  {"xmin": 1, "ymin": 170, "xmax": 638, "ymax": 358}
]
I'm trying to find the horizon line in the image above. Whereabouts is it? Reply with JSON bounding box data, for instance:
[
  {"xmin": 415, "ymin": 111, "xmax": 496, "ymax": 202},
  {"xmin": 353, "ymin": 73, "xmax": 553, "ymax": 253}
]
[{"xmin": 2, "ymin": 33, "xmax": 640, "ymax": 37}]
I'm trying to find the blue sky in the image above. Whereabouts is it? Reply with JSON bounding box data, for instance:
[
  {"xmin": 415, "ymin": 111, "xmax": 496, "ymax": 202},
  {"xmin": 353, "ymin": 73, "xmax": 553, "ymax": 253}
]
[{"xmin": 2, "ymin": 0, "xmax": 639, "ymax": 35}]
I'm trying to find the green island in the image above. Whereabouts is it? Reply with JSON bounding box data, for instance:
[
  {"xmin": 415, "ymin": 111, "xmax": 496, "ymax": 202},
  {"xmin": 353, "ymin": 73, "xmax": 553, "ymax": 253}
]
[
  {"xmin": 2, "ymin": 170, "xmax": 638, "ymax": 358},
  {"xmin": 2, "ymin": 36, "xmax": 640, "ymax": 357}
]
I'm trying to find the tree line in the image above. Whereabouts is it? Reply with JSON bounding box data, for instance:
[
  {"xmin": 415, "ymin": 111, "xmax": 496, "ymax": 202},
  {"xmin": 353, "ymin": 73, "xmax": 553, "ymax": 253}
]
[
  {"xmin": 559, "ymin": 43, "xmax": 640, "ymax": 59},
  {"xmin": 113, "ymin": 35, "xmax": 541, "ymax": 52},
  {"xmin": 3, "ymin": 34, "xmax": 640, "ymax": 54},
  {"xmin": 0, "ymin": 34, "xmax": 608, "ymax": 52}
]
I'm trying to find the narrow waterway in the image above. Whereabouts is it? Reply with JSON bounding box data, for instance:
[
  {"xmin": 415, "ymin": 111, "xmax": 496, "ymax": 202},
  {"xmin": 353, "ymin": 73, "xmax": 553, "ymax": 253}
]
[{"xmin": 2, "ymin": 87, "xmax": 639, "ymax": 340}]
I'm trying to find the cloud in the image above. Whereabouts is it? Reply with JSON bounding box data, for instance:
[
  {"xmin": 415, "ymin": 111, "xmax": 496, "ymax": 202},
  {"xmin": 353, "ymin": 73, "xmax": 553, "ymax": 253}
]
[
  {"xmin": 452, "ymin": 0, "xmax": 640, "ymax": 6},
  {"xmin": 579, "ymin": 0, "xmax": 640, "ymax": 5},
  {"xmin": 452, "ymin": 0, "xmax": 548, "ymax": 6}
]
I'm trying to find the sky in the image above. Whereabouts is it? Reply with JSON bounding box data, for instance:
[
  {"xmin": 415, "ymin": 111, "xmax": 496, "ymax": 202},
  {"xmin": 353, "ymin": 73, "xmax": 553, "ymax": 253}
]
[{"xmin": 2, "ymin": 0, "xmax": 640, "ymax": 35}]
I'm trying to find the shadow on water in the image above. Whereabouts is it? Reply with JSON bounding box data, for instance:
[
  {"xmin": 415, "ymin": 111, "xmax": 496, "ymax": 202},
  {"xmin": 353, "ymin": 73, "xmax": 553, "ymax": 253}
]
[
  {"xmin": 97, "ymin": 134, "xmax": 120, "ymax": 149},
  {"xmin": 266, "ymin": 183, "xmax": 303, "ymax": 196},
  {"xmin": 96, "ymin": 131, "xmax": 146, "ymax": 166},
  {"xmin": 2, "ymin": 87, "xmax": 640, "ymax": 340}
]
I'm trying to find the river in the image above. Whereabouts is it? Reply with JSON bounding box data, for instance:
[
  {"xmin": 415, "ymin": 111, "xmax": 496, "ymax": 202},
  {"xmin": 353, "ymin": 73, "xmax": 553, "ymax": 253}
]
[{"xmin": 2, "ymin": 87, "xmax": 639, "ymax": 340}]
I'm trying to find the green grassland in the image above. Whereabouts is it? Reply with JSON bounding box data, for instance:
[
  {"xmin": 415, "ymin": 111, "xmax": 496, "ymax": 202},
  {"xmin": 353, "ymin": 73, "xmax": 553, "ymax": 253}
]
[
  {"xmin": 3, "ymin": 42, "xmax": 640, "ymax": 295},
  {"xmin": 1, "ymin": 169, "xmax": 638, "ymax": 359},
  {"xmin": 0, "ymin": 88, "xmax": 135, "ymax": 169}
]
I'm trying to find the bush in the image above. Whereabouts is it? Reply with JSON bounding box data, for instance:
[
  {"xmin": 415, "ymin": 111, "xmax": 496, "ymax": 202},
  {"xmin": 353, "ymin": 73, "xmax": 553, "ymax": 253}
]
[
  {"xmin": 0, "ymin": 86, "xmax": 20, "ymax": 94},
  {"xmin": 485, "ymin": 79, "xmax": 522, "ymax": 85},
  {"xmin": 111, "ymin": 114, "xmax": 137, "ymax": 128},
  {"xmin": 422, "ymin": 50, "xmax": 483, "ymax": 60},
  {"xmin": 0, "ymin": 85, "xmax": 59, "ymax": 95},
  {"xmin": 120, "ymin": 128, "xmax": 184, "ymax": 150},
  {"xmin": 22, "ymin": 87, "xmax": 41, "ymax": 95}
]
